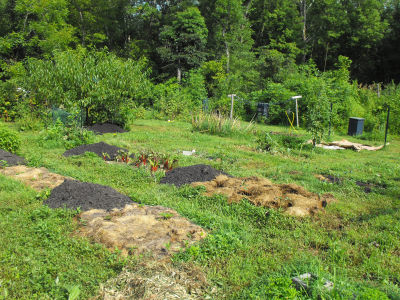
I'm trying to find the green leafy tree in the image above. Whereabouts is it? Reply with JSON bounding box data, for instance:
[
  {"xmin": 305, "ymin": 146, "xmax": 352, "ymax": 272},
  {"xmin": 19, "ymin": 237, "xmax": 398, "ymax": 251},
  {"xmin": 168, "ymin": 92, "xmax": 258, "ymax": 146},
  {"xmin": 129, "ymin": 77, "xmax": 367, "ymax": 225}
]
[
  {"xmin": 17, "ymin": 48, "xmax": 152, "ymax": 126},
  {"xmin": 158, "ymin": 6, "xmax": 208, "ymax": 82}
]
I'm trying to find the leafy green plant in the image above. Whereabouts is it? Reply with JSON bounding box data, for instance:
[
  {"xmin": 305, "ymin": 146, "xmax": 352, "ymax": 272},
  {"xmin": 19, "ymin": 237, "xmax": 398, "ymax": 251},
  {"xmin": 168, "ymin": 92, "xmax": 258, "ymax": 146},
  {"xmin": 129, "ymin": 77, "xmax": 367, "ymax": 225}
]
[
  {"xmin": 0, "ymin": 124, "xmax": 21, "ymax": 153},
  {"xmin": 257, "ymin": 132, "xmax": 311, "ymax": 154},
  {"xmin": 238, "ymin": 276, "xmax": 301, "ymax": 299},
  {"xmin": 41, "ymin": 119, "xmax": 95, "ymax": 149},
  {"xmin": 159, "ymin": 212, "xmax": 174, "ymax": 220}
]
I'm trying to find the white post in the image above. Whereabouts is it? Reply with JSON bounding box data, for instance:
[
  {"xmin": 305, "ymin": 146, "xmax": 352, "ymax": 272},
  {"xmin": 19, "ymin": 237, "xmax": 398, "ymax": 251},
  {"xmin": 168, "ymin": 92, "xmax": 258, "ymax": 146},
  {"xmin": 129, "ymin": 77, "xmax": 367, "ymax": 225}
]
[
  {"xmin": 228, "ymin": 94, "xmax": 236, "ymax": 120},
  {"xmin": 291, "ymin": 96, "xmax": 302, "ymax": 127}
]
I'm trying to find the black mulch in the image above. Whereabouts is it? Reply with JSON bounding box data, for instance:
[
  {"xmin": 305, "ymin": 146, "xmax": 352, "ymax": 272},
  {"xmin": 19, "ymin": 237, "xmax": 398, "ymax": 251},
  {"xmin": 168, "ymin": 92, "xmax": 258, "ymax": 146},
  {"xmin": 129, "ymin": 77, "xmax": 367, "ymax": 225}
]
[
  {"xmin": 86, "ymin": 123, "xmax": 127, "ymax": 135},
  {"xmin": 356, "ymin": 181, "xmax": 388, "ymax": 193},
  {"xmin": 63, "ymin": 142, "xmax": 130, "ymax": 161},
  {"xmin": 160, "ymin": 164, "xmax": 230, "ymax": 187},
  {"xmin": 44, "ymin": 179, "xmax": 132, "ymax": 211},
  {"xmin": 0, "ymin": 149, "xmax": 26, "ymax": 166}
]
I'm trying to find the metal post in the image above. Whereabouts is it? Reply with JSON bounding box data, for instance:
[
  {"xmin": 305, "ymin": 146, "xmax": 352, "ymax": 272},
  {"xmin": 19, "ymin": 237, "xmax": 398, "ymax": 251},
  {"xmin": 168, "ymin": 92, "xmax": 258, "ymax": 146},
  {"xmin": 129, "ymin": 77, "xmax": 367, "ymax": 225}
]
[
  {"xmin": 384, "ymin": 106, "xmax": 390, "ymax": 147},
  {"xmin": 291, "ymin": 96, "xmax": 302, "ymax": 127},
  {"xmin": 328, "ymin": 102, "xmax": 333, "ymax": 137}
]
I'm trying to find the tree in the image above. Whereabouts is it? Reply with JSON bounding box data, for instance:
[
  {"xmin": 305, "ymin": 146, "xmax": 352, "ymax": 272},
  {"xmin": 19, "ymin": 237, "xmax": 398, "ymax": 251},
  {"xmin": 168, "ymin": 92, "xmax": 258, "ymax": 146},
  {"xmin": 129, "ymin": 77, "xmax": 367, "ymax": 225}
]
[
  {"xmin": 0, "ymin": 0, "xmax": 76, "ymax": 60},
  {"xmin": 158, "ymin": 6, "xmax": 208, "ymax": 82}
]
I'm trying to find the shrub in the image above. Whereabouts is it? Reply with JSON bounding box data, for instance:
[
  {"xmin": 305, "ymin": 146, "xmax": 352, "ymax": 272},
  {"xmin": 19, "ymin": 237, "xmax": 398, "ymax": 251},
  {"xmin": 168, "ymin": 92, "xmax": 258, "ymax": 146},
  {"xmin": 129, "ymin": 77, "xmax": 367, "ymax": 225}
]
[
  {"xmin": 15, "ymin": 48, "xmax": 153, "ymax": 127},
  {"xmin": 0, "ymin": 124, "xmax": 21, "ymax": 153},
  {"xmin": 257, "ymin": 132, "xmax": 311, "ymax": 153},
  {"xmin": 191, "ymin": 112, "xmax": 254, "ymax": 137},
  {"xmin": 41, "ymin": 119, "xmax": 95, "ymax": 149}
]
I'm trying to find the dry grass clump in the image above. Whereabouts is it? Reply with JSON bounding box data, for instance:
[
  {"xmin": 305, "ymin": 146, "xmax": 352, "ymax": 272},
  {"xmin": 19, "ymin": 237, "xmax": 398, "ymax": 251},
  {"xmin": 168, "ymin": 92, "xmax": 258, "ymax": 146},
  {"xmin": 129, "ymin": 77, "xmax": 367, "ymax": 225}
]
[
  {"xmin": 94, "ymin": 260, "xmax": 213, "ymax": 300},
  {"xmin": 192, "ymin": 175, "xmax": 335, "ymax": 217}
]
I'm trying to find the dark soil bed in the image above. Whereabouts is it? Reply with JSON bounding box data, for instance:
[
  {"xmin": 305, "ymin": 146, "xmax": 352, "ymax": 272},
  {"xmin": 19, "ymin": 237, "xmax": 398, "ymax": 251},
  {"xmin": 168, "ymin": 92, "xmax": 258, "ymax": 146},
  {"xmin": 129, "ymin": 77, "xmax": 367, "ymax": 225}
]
[
  {"xmin": 0, "ymin": 149, "xmax": 26, "ymax": 166},
  {"xmin": 160, "ymin": 164, "xmax": 230, "ymax": 187},
  {"xmin": 44, "ymin": 179, "xmax": 132, "ymax": 211},
  {"xmin": 86, "ymin": 123, "xmax": 127, "ymax": 135},
  {"xmin": 356, "ymin": 181, "xmax": 387, "ymax": 193},
  {"xmin": 63, "ymin": 142, "xmax": 130, "ymax": 161}
]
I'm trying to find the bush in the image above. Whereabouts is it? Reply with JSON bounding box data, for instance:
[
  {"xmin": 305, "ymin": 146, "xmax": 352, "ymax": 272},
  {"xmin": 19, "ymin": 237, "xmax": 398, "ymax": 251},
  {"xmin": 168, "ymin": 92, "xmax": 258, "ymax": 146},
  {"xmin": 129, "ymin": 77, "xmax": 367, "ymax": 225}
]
[
  {"xmin": 0, "ymin": 124, "xmax": 21, "ymax": 153},
  {"xmin": 15, "ymin": 48, "xmax": 153, "ymax": 127},
  {"xmin": 257, "ymin": 132, "xmax": 311, "ymax": 153},
  {"xmin": 41, "ymin": 119, "xmax": 95, "ymax": 149}
]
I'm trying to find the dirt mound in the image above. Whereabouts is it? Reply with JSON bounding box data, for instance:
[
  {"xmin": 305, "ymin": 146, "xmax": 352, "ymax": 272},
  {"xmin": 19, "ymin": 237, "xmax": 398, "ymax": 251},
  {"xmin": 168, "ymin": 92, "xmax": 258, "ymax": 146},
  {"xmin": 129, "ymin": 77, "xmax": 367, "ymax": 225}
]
[
  {"xmin": 63, "ymin": 142, "xmax": 129, "ymax": 161},
  {"xmin": 96, "ymin": 261, "xmax": 210, "ymax": 300},
  {"xmin": 192, "ymin": 175, "xmax": 335, "ymax": 217},
  {"xmin": 78, "ymin": 203, "xmax": 206, "ymax": 257},
  {"xmin": 44, "ymin": 180, "xmax": 132, "ymax": 211},
  {"xmin": 160, "ymin": 164, "xmax": 229, "ymax": 187},
  {"xmin": 87, "ymin": 123, "xmax": 127, "ymax": 135},
  {"xmin": 0, "ymin": 149, "xmax": 26, "ymax": 166},
  {"xmin": 0, "ymin": 166, "xmax": 72, "ymax": 191}
]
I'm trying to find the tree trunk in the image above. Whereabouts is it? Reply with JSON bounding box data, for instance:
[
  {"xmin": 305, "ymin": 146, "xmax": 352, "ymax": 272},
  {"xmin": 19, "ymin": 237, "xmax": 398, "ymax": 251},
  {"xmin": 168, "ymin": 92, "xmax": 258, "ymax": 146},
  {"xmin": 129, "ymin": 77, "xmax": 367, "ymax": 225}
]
[
  {"xmin": 79, "ymin": 11, "xmax": 86, "ymax": 46},
  {"xmin": 300, "ymin": 0, "xmax": 308, "ymax": 62},
  {"xmin": 222, "ymin": 28, "xmax": 230, "ymax": 73},
  {"xmin": 177, "ymin": 67, "xmax": 182, "ymax": 83},
  {"xmin": 323, "ymin": 42, "xmax": 329, "ymax": 72}
]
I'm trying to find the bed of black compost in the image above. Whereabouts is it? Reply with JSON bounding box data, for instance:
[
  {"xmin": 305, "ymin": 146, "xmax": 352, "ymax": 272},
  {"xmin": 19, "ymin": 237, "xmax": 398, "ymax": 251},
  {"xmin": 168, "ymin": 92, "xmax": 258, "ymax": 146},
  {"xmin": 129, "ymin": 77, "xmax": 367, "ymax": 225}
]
[
  {"xmin": 44, "ymin": 180, "xmax": 132, "ymax": 211},
  {"xmin": 0, "ymin": 149, "xmax": 26, "ymax": 166},
  {"xmin": 356, "ymin": 181, "xmax": 387, "ymax": 193},
  {"xmin": 160, "ymin": 164, "xmax": 230, "ymax": 187},
  {"xmin": 86, "ymin": 123, "xmax": 127, "ymax": 135},
  {"xmin": 63, "ymin": 142, "xmax": 129, "ymax": 161}
]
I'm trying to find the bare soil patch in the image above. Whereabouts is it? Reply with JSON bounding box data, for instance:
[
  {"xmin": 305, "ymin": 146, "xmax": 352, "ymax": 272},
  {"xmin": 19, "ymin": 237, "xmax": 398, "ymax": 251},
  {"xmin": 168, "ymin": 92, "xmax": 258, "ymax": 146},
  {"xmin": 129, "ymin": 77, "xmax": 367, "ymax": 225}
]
[
  {"xmin": 79, "ymin": 203, "xmax": 206, "ymax": 257},
  {"xmin": 45, "ymin": 180, "xmax": 132, "ymax": 211},
  {"xmin": 87, "ymin": 123, "xmax": 127, "ymax": 135},
  {"xmin": 63, "ymin": 142, "xmax": 130, "ymax": 161},
  {"xmin": 95, "ymin": 261, "xmax": 210, "ymax": 300},
  {"xmin": 0, "ymin": 149, "xmax": 26, "ymax": 166},
  {"xmin": 192, "ymin": 175, "xmax": 335, "ymax": 217},
  {"xmin": 160, "ymin": 164, "xmax": 230, "ymax": 187},
  {"xmin": 0, "ymin": 165, "xmax": 71, "ymax": 191}
]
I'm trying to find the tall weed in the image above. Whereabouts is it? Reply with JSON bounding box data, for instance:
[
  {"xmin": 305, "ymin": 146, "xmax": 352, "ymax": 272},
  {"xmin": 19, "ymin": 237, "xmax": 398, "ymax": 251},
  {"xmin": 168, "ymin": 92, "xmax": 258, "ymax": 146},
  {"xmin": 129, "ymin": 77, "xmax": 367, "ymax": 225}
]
[{"xmin": 191, "ymin": 113, "xmax": 254, "ymax": 137}]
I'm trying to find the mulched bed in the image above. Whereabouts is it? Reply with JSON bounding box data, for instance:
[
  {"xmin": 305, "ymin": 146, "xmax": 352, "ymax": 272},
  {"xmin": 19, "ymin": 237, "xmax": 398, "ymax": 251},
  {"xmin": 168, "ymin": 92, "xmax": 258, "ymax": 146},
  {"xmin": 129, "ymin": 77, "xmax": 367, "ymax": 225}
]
[
  {"xmin": 160, "ymin": 164, "xmax": 230, "ymax": 187},
  {"xmin": 44, "ymin": 179, "xmax": 132, "ymax": 211},
  {"xmin": 86, "ymin": 123, "xmax": 127, "ymax": 135},
  {"xmin": 0, "ymin": 149, "xmax": 26, "ymax": 166},
  {"xmin": 63, "ymin": 142, "xmax": 130, "ymax": 161}
]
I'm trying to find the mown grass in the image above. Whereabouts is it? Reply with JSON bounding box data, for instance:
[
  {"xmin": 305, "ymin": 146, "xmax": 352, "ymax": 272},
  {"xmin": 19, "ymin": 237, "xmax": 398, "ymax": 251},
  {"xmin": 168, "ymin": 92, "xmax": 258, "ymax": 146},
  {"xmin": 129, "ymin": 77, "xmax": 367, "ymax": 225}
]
[
  {"xmin": 0, "ymin": 176, "xmax": 126, "ymax": 299},
  {"xmin": 1, "ymin": 119, "xmax": 399, "ymax": 299}
]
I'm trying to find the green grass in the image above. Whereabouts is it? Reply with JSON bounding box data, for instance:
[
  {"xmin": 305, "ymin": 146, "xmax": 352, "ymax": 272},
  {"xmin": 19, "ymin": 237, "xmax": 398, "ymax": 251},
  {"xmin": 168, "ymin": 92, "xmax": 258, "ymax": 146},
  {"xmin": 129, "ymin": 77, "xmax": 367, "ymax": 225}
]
[
  {"xmin": 1, "ymin": 119, "xmax": 399, "ymax": 299},
  {"xmin": 0, "ymin": 176, "xmax": 126, "ymax": 299}
]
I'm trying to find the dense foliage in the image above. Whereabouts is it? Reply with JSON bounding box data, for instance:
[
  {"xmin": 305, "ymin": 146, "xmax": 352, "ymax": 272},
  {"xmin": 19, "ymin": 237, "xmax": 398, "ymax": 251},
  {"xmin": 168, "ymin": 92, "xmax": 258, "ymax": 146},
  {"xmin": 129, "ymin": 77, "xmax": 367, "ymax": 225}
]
[
  {"xmin": 0, "ymin": 0, "xmax": 399, "ymax": 137},
  {"xmin": 0, "ymin": 123, "xmax": 20, "ymax": 153}
]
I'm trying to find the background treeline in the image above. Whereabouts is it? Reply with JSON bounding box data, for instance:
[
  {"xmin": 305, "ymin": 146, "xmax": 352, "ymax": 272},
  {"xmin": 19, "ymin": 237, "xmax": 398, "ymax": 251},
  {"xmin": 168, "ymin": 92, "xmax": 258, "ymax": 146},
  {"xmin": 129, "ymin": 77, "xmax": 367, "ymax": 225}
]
[{"xmin": 0, "ymin": 0, "xmax": 399, "ymax": 136}]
